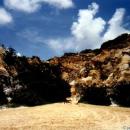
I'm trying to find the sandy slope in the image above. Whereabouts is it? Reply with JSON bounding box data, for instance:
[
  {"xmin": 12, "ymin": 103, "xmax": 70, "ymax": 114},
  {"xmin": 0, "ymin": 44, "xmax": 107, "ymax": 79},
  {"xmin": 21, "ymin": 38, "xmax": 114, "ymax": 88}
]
[{"xmin": 0, "ymin": 103, "xmax": 130, "ymax": 130}]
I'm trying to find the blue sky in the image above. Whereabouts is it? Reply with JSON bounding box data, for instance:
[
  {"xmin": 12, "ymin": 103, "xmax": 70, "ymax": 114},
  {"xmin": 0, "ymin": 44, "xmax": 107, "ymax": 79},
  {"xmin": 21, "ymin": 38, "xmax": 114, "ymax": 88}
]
[{"xmin": 0, "ymin": 0, "xmax": 130, "ymax": 60}]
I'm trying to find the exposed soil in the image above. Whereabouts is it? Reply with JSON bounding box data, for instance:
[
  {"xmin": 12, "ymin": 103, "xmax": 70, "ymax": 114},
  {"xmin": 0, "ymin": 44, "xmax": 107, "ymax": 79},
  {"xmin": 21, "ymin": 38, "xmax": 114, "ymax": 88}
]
[{"xmin": 0, "ymin": 103, "xmax": 130, "ymax": 130}]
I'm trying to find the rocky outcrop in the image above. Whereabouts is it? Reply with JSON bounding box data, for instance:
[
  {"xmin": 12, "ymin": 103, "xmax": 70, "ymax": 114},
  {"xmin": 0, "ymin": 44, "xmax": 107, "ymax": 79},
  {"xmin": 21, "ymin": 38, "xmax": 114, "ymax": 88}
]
[
  {"xmin": 49, "ymin": 33, "xmax": 130, "ymax": 106},
  {"xmin": 0, "ymin": 47, "xmax": 70, "ymax": 106},
  {"xmin": 0, "ymin": 33, "xmax": 130, "ymax": 107}
]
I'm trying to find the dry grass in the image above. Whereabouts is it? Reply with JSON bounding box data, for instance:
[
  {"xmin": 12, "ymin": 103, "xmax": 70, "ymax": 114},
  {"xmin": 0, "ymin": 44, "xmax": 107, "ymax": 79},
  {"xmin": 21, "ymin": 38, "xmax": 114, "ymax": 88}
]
[{"xmin": 0, "ymin": 103, "xmax": 130, "ymax": 130}]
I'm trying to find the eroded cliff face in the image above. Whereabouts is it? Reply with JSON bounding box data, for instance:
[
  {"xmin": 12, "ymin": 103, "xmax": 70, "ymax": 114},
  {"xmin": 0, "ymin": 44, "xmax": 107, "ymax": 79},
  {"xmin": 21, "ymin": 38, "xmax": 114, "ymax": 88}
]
[
  {"xmin": 0, "ymin": 48, "xmax": 70, "ymax": 106},
  {"xmin": 0, "ymin": 33, "xmax": 130, "ymax": 107},
  {"xmin": 49, "ymin": 33, "xmax": 130, "ymax": 106}
]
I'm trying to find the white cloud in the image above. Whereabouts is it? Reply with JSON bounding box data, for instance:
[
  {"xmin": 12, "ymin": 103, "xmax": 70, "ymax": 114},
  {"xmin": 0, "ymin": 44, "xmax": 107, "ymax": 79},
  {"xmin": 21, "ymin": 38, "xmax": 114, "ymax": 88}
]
[
  {"xmin": 71, "ymin": 2, "xmax": 106, "ymax": 50},
  {"xmin": 0, "ymin": 8, "xmax": 13, "ymax": 25},
  {"xmin": 47, "ymin": 38, "xmax": 75, "ymax": 55},
  {"xmin": 4, "ymin": 0, "xmax": 74, "ymax": 13},
  {"xmin": 47, "ymin": 2, "xmax": 106, "ymax": 54},
  {"xmin": 42, "ymin": 0, "xmax": 74, "ymax": 9},
  {"xmin": 47, "ymin": 2, "xmax": 130, "ymax": 55},
  {"xmin": 103, "ymin": 8, "xmax": 130, "ymax": 41},
  {"xmin": 4, "ymin": 0, "xmax": 41, "ymax": 13}
]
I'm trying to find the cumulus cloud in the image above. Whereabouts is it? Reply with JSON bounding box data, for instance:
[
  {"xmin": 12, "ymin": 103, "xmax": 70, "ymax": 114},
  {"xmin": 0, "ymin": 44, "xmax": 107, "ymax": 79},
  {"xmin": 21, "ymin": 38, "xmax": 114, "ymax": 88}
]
[
  {"xmin": 103, "ymin": 8, "xmax": 130, "ymax": 41},
  {"xmin": 47, "ymin": 2, "xmax": 130, "ymax": 55},
  {"xmin": 0, "ymin": 8, "xmax": 13, "ymax": 25},
  {"xmin": 71, "ymin": 2, "xmax": 106, "ymax": 50},
  {"xmin": 4, "ymin": 0, "xmax": 41, "ymax": 13},
  {"xmin": 4, "ymin": 0, "xmax": 74, "ymax": 13}
]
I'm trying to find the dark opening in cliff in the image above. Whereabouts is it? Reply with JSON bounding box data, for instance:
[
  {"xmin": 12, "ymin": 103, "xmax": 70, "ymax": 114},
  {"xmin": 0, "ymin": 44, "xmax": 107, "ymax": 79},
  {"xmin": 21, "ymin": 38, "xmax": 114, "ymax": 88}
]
[
  {"xmin": 82, "ymin": 87, "xmax": 111, "ymax": 105},
  {"xmin": 8, "ymin": 64, "xmax": 71, "ymax": 106},
  {"xmin": 110, "ymin": 83, "xmax": 130, "ymax": 107}
]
